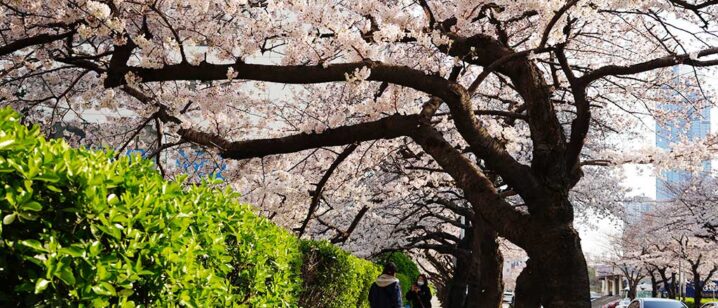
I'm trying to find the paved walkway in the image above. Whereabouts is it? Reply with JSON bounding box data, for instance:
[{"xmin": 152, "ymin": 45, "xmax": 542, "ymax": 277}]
[
  {"xmin": 427, "ymin": 295, "xmax": 618, "ymax": 308},
  {"xmin": 427, "ymin": 294, "xmax": 620, "ymax": 308},
  {"xmin": 592, "ymin": 295, "xmax": 620, "ymax": 308}
]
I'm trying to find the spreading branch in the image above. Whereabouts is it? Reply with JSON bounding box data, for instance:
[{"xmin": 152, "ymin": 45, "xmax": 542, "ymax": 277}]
[{"xmin": 296, "ymin": 143, "xmax": 358, "ymax": 237}]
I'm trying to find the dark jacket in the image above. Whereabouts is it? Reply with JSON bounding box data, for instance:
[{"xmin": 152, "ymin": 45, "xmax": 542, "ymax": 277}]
[
  {"xmin": 417, "ymin": 284, "xmax": 431, "ymax": 308},
  {"xmin": 406, "ymin": 289, "xmax": 424, "ymax": 308},
  {"xmin": 406, "ymin": 284, "xmax": 431, "ymax": 308},
  {"xmin": 368, "ymin": 274, "xmax": 403, "ymax": 308}
]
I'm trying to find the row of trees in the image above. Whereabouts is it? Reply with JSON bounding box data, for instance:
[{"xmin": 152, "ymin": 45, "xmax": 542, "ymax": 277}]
[
  {"xmin": 2, "ymin": 0, "xmax": 718, "ymax": 306},
  {"xmin": 610, "ymin": 174, "xmax": 718, "ymax": 307}
]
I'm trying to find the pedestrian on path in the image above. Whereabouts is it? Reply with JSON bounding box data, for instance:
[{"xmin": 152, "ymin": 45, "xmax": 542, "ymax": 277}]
[
  {"xmin": 406, "ymin": 283, "xmax": 426, "ymax": 308},
  {"xmin": 369, "ymin": 262, "xmax": 403, "ymax": 308},
  {"xmin": 415, "ymin": 274, "xmax": 432, "ymax": 308}
]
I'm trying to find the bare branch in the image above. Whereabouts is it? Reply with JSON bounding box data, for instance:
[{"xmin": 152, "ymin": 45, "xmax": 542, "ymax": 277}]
[{"xmin": 296, "ymin": 143, "xmax": 358, "ymax": 237}]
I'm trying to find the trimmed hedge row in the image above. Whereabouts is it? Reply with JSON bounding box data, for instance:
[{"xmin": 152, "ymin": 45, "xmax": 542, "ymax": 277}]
[
  {"xmin": 299, "ymin": 241, "xmax": 380, "ymax": 308},
  {"xmin": 0, "ymin": 107, "xmax": 301, "ymax": 307},
  {"xmin": 0, "ymin": 107, "xmax": 383, "ymax": 307}
]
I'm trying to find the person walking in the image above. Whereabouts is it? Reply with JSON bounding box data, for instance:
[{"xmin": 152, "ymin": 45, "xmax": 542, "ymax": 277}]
[
  {"xmin": 369, "ymin": 262, "xmax": 403, "ymax": 308},
  {"xmin": 415, "ymin": 274, "xmax": 432, "ymax": 308},
  {"xmin": 406, "ymin": 283, "xmax": 426, "ymax": 308}
]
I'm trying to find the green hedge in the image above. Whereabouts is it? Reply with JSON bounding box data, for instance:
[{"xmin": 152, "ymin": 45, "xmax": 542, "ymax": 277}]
[
  {"xmin": 0, "ymin": 107, "xmax": 302, "ymax": 307},
  {"xmin": 682, "ymin": 297, "xmax": 718, "ymax": 306},
  {"xmin": 0, "ymin": 107, "xmax": 383, "ymax": 307},
  {"xmin": 298, "ymin": 241, "xmax": 380, "ymax": 308}
]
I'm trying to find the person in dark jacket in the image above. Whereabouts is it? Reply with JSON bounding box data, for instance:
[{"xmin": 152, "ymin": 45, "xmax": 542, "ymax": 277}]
[
  {"xmin": 415, "ymin": 274, "xmax": 432, "ymax": 308},
  {"xmin": 368, "ymin": 262, "xmax": 403, "ymax": 308},
  {"xmin": 406, "ymin": 283, "xmax": 425, "ymax": 308}
]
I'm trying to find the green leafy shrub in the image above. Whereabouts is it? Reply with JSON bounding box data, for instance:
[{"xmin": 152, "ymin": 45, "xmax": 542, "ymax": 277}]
[
  {"xmin": 298, "ymin": 240, "xmax": 380, "ymax": 308},
  {"xmin": 0, "ymin": 107, "xmax": 301, "ymax": 307},
  {"xmin": 377, "ymin": 252, "xmax": 420, "ymax": 282}
]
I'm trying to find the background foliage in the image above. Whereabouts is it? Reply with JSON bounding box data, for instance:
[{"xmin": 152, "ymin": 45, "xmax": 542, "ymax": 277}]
[
  {"xmin": 298, "ymin": 240, "xmax": 380, "ymax": 308},
  {"xmin": 374, "ymin": 251, "xmax": 422, "ymax": 301},
  {"xmin": 0, "ymin": 107, "xmax": 397, "ymax": 307}
]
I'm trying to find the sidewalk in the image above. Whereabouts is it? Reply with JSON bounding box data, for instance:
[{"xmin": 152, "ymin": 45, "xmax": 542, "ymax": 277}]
[{"xmin": 592, "ymin": 295, "xmax": 620, "ymax": 308}]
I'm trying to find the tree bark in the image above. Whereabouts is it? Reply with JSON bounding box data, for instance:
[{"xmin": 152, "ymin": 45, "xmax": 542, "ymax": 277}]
[
  {"xmin": 445, "ymin": 216, "xmax": 504, "ymax": 308},
  {"xmin": 627, "ymin": 284, "xmax": 637, "ymax": 300},
  {"xmin": 446, "ymin": 268, "xmax": 469, "ymax": 308},
  {"xmin": 656, "ymin": 267, "xmax": 672, "ymax": 298},
  {"xmin": 411, "ymin": 126, "xmax": 591, "ymax": 307},
  {"xmin": 528, "ymin": 222, "xmax": 591, "ymax": 307},
  {"xmin": 514, "ymin": 259, "xmax": 542, "ymax": 308},
  {"xmin": 692, "ymin": 268, "xmax": 702, "ymax": 308},
  {"xmin": 465, "ymin": 217, "xmax": 504, "ymax": 308},
  {"xmin": 446, "ymin": 232, "xmax": 472, "ymax": 308},
  {"xmin": 648, "ymin": 268, "xmax": 659, "ymax": 298}
]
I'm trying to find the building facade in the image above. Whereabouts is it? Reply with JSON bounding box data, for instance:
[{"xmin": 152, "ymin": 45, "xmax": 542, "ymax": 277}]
[{"xmin": 655, "ymin": 87, "xmax": 711, "ymax": 201}]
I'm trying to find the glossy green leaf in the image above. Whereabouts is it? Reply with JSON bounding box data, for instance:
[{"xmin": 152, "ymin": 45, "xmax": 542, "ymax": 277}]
[
  {"xmin": 20, "ymin": 201, "xmax": 42, "ymax": 212},
  {"xmin": 0, "ymin": 138, "xmax": 14, "ymax": 150},
  {"xmin": 59, "ymin": 245, "xmax": 84, "ymax": 258},
  {"xmin": 19, "ymin": 239, "xmax": 46, "ymax": 252},
  {"xmin": 3, "ymin": 213, "xmax": 16, "ymax": 225},
  {"xmin": 92, "ymin": 282, "xmax": 116, "ymax": 296},
  {"xmin": 55, "ymin": 263, "xmax": 76, "ymax": 285},
  {"xmin": 34, "ymin": 278, "xmax": 50, "ymax": 294}
]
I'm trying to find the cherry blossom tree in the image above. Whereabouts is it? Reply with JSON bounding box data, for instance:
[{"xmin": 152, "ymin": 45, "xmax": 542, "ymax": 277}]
[
  {"xmin": 652, "ymin": 175, "xmax": 718, "ymax": 306},
  {"xmin": 661, "ymin": 173, "xmax": 718, "ymax": 242},
  {"xmin": 612, "ymin": 181, "xmax": 718, "ymax": 306},
  {"xmin": 673, "ymin": 235, "xmax": 718, "ymax": 307},
  {"xmin": 2, "ymin": 1, "xmax": 718, "ymax": 306},
  {"xmin": 607, "ymin": 221, "xmax": 651, "ymax": 299}
]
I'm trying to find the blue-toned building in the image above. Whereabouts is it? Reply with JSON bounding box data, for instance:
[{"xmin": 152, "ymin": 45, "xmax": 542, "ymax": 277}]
[
  {"xmin": 655, "ymin": 98, "xmax": 711, "ymax": 201},
  {"xmin": 624, "ymin": 197, "xmax": 655, "ymax": 224}
]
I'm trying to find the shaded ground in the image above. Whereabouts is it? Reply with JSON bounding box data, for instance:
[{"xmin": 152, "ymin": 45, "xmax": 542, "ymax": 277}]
[
  {"xmin": 592, "ymin": 295, "xmax": 620, "ymax": 308},
  {"xmin": 425, "ymin": 294, "xmax": 621, "ymax": 307}
]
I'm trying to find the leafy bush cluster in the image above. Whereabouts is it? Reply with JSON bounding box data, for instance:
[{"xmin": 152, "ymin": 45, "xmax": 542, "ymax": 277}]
[
  {"xmin": 298, "ymin": 240, "xmax": 380, "ymax": 308},
  {"xmin": 0, "ymin": 107, "xmax": 302, "ymax": 307},
  {"xmin": 378, "ymin": 252, "xmax": 420, "ymax": 281},
  {"xmin": 0, "ymin": 107, "xmax": 393, "ymax": 307}
]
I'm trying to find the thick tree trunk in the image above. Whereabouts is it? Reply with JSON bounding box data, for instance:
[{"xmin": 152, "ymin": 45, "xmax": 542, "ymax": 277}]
[
  {"xmin": 411, "ymin": 125, "xmax": 590, "ymax": 307},
  {"xmin": 476, "ymin": 197, "xmax": 590, "ymax": 308},
  {"xmin": 447, "ymin": 216, "xmax": 504, "ymax": 308},
  {"xmin": 627, "ymin": 285, "xmax": 637, "ymax": 300},
  {"xmin": 529, "ymin": 224, "xmax": 591, "ymax": 307},
  {"xmin": 657, "ymin": 268, "xmax": 674, "ymax": 298},
  {"xmin": 648, "ymin": 269, "xmax": 659, "ymax": 298},
  {"xmin": 465, "ymin": 219, "xmax": 504, "ymax": 308},
  {"xmin": 514, "ymin": 259, "xmax": 542, "ymax": 308},
  {"xmin": 446, "ymin": 258, "xmax": 469, "ymax": 308},
  {"xmin": 446, "ymin": 232, "xmax": 472, "ymax": 308},
  {"xmin": 692, "ymin": 269, "xmax": 702, "ymax": 308}
]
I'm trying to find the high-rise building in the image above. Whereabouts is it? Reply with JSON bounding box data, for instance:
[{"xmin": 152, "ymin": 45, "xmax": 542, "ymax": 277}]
[{"xmin": 655, "ymin": 93, "xmax": 711, "ymax": 201}]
